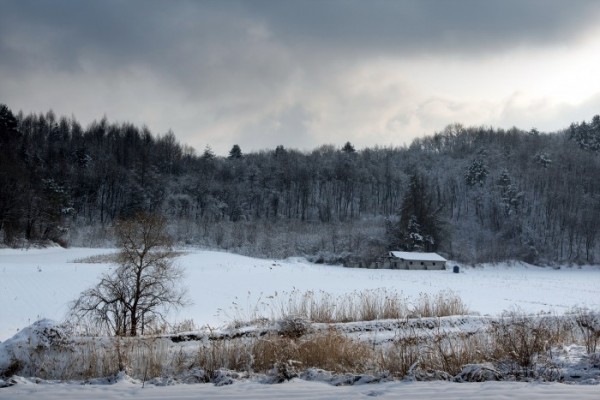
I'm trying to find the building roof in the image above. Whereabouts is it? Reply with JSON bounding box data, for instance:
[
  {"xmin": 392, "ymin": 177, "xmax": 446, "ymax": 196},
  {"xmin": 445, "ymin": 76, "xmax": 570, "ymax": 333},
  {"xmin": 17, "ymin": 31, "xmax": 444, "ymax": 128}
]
[{"xmin": 389, "ymin": 251, "xmax": 447, "ymax": 262}]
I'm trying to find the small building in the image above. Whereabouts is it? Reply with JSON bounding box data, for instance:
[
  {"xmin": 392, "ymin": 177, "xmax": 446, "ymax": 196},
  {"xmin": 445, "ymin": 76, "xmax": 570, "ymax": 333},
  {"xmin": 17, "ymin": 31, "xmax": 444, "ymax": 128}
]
[{"xmin": 388, "ymin": 251, "xmax": 447, "ymax": 270}]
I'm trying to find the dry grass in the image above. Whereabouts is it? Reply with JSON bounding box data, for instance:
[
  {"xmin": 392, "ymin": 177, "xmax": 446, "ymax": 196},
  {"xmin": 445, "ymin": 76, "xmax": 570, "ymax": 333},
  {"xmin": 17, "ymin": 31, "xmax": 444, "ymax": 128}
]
[
  {"xmin": 353, "ymin": 290, "xmax": 408, "ymax": 321},
  {"xmin": 489, "ymin": 311, "xmax": 574, "ymax": 377},
  {"xmin": 225, "ymin": 288, "xmax": 470, "ymax": 327},
  {"xmin": 8, "ymin": 301, "xmax": 593, "ymax": 383},
  {"xmin": 5, "ymin": 336, "xmax": 185, "ymax": 381},
  {"xmin": 378, "ymin": 331, "xmax": 491, "ymax": 378},
  {"xmin": 71, "ymin": 251, "xmax": 186, "ymax": 265},
  {"xmin": 194, "ymin": 339, "xmax": 254, "ymax": 377},
  {"xmin": 252, "ymin": 328, "xmax": 373, "ymax": 374},
  {"xmin": 411, "ymin": 290, "xmax": 470, "ymax": 318},
  {"xmin": 377, "ymin": 335, "xmax": 423, "ymax": 377},
  {"xmin": 71, "ymin": 253, "xmax": 120, "ymax": 264},
  {"xmin": 423, "ymin": 332, "xmax": 491, "ymax": 375},
  {"xmin": 5, "ymin": 330, "xmax": 491, "ymax": 381}
]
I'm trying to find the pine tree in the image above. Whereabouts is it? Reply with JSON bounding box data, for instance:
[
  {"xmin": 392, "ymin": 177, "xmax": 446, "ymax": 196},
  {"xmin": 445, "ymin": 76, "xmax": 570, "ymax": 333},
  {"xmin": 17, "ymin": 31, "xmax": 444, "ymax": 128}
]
[
  {"xmin": 341, "ymin": 141, "xmax": 356, "ymax": 153},
  {"xmin": 228, "ymin": 144, "xmax": 242, "ymax": 159},
  {"xmin": 388, "ymin": 174, "xmax": 444, "ymax": 252},
  {"xmin": 569, "ymin": 115, "xmax": 600, "ymax": 152}
]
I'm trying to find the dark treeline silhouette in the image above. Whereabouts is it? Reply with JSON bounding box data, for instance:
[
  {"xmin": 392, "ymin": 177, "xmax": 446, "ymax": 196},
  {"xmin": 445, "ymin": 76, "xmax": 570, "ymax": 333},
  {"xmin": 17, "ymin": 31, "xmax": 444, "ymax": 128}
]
[{"xmin": 1, "ymin": 103, "xmax": 599, "ymax": 264}]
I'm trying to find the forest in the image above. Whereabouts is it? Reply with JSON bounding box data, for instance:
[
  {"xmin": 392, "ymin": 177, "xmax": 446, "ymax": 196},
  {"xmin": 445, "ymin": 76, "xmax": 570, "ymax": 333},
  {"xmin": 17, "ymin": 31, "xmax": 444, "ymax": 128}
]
[{"xmin": 1, "ymin": 103, "xmax": 599, "ymax": 265}]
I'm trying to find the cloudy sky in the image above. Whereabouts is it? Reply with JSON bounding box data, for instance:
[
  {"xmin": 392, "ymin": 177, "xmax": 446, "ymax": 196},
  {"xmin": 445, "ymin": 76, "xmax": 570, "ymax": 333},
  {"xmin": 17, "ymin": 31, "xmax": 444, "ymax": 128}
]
[{"xmin": 2, "ymin": 0, "xmax": 600, "ymax": 155}]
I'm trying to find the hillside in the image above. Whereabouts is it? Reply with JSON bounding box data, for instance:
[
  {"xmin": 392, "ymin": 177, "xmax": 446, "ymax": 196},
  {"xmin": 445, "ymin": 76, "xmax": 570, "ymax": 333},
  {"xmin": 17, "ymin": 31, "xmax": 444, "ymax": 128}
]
[{"xmin": 1, "ymin": 104, "xmax": 600, "ymax": 263}]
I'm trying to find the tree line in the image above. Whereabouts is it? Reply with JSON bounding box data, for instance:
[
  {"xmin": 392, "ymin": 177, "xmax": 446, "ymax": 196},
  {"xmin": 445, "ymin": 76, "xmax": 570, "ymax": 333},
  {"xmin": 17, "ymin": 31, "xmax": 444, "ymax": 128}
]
[{"xmin": 1, "ymin": 103, "xmax": 599, "ymax": 264}]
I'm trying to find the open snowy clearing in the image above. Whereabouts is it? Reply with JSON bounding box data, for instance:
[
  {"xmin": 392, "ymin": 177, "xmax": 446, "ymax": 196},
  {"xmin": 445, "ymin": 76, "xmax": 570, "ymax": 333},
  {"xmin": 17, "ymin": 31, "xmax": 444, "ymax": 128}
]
[
  {"xmin": 1, "ymin": 247, "xmax": 600, "ymax": 398},
  {"xmin": 3, "ymin": 378, "xmax": 600, "ymax": 400},
  {"xmin": 1, "ymin": 247, "xmax": 600, "ymax": 341}
]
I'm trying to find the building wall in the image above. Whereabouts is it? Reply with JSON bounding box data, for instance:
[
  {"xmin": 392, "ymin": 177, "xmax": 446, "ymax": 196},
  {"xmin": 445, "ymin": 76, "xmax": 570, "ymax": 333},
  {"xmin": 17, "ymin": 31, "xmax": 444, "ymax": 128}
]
[
  {"xmin": 391, "ymin": 259, "xmax": 446, "ymax": 270},
  {"xmin": 427, "ymin": 261, "xmax": 446, "ymax": 270},
  {"xmin": 346, "ymin": 258, "xmax": 446, "ymax": 270}
]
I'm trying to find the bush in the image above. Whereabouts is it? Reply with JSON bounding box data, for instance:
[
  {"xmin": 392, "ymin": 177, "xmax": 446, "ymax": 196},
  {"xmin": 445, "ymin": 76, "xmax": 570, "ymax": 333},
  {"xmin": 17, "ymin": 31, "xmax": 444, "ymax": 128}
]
[
  {"xmin": 195, "ymin": 339, "xmax": 253, "ymax": 377},
  {"xmin": 379, "ymin": 331, "xmax": 490, "ymax": 378},
  {"xmin": 572, "ymin": 307, "xmax": 600, "ymax": 354},
  {"xmin": 277, "ymin": 315, "xmax": 312, "ymax": 338},
  {"xmin": 490, "ymin": 311, "xmax": 570, "ymax": 377},
  {"xmin": 378, "ymin": 336, "xmax": 422, "ymax": 377},
  {"xmin": 0, "ymin": 359, "xmax": 23, "ymax": 378},
  {"xmin": 455, "ymin": 363, "xmax": 503, "ymax": 382}
]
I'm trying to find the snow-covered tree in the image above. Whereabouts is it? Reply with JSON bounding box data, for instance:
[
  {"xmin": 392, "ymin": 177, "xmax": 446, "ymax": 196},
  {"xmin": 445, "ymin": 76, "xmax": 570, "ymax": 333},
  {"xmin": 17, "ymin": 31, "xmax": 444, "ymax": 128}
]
[{"xmin": 388, "ymin": 174, "xmax": 444, "ymax": 252}]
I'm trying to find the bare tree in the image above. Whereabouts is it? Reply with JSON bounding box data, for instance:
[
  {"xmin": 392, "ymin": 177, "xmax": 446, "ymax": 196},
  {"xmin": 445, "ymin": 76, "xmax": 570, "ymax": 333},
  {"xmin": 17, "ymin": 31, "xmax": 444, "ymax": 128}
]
[{"xmin": 70, "ymin": 213, "xmax": 188, "ymax": 336}]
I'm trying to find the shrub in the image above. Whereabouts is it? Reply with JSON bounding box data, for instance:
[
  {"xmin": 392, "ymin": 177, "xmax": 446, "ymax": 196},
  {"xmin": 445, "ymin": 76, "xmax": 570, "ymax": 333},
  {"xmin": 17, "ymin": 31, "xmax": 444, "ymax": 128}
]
[
  {"xmin": 379, "ymin": 331, "xmax": 490, "ymax": 378},
  {"xmin": 378, "ymin": 336, "xmax": 423, "ymax": 377},
  {"xmin": 195, "ymin": 339, "xmax": 253, "ymax": 377},
  {"xmin": 572, "ymin": 307, "xmax": 600, "ymax": 354},
  {"xmin": 0, "ymin": 358, "xmax": 23, "ymax": 378},
  {"xmin": 277, "ymin": 315, "xmax": 312, "ymax": 338},
  {"xmin": 490, "ymin": 311, "xmax": 569, "ymax": 378},
  {"xmin": 424, "ymin": 332, "xmax": 490, "ymax": 376}
]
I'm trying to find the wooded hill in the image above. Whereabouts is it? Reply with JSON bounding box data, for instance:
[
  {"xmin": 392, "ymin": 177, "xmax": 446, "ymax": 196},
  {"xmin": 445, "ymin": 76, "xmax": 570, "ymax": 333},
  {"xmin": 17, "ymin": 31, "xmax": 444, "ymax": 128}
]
[{"xmin": 1, "ymin": 103, "xmax": 599, "ymax": 264}]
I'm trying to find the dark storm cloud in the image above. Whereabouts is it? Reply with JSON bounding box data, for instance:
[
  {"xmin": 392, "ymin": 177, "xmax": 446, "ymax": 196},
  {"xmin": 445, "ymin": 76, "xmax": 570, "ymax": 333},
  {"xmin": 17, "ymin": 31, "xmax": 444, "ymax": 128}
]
[
  {"xmin": 242, "ymin": 0, "xmax": 600, "ymax": 55},
  {"xmin": 3, "ymin": 0, "xmax": 599, "ymax": 70},
  {"xmin": 1, "ymin": 1, "xmax": 248, "ymax": 79},
  {"xmin": 2, "ymin": 0, "xmax": 596, "ymax": 99},
  {"xmin": 2, "ymin": 0, "xmax": 600, "ymax": 154},
  {"xmin": 0, "ymin": 1, "xmax": 297, "ymax": 130}
]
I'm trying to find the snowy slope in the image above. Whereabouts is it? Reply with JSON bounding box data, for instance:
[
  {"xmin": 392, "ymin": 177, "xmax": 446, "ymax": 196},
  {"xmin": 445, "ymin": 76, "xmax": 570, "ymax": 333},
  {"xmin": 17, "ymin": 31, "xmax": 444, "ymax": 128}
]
[
  {"xmin": 2, "ymin": 377, "xmax": 600, "ymax": 399},
  {"xmin": 0, "ymin": 248, "xmax": 115, "ymax": 341},
  {"xmin": 1, "ymin": 248, "xmax": 600, "ymax": 398},
  {"xmin": 1, "ymin": 247, "xmax": 600, "ymax": 341}
]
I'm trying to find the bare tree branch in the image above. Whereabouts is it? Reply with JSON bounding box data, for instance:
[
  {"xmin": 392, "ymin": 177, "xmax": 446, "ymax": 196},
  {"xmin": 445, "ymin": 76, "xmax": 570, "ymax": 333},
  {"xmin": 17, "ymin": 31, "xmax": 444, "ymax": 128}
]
[{"xmin": 69, "ymin": 212, "xmax": 189, "ymax": 336}]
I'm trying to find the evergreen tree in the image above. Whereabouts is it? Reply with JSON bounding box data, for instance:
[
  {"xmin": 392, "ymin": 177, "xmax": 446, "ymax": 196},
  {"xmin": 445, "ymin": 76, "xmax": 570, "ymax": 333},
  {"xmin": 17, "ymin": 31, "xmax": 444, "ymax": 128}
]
[
  {"xmin": 202, "ymin": 145, "xmax": 215, "ymax": 160},
  {"xmin": 228, "ymin": 144, "xmax": 242, "ymax": 159},
  {"xmin": 569, "ymin": 115, "xmax": 600, "ymax": 152},
  {"xmin": 342, "ymin": 141, "xmax": 356, "ymax": 153},
  {"xmin": 388, "ymin": 174, "xmax": 444, "ymax": 252},
  {"xmin": 465, "ymin": 158, "xmax": 488, "ymax": 187},
  {"xmin": 0, "ymin": 104, "xmax": 28, "ymax": 244}
]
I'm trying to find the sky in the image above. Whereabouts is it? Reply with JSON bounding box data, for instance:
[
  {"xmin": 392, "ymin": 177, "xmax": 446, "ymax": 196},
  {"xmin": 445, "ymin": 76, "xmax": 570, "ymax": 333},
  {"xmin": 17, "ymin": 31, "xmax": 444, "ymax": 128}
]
[{"xmin": 2, "ymin": 0, "xmax": 600, "ymax": 155}]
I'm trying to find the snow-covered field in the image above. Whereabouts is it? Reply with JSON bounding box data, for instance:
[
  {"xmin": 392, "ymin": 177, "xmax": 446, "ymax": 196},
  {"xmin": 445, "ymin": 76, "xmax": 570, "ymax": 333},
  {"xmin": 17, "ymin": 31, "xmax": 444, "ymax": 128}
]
[
  {"xmin": 1, "ymin": 247, "xmax": 599, "ymax": 341},
  {"xmin": 4, "ymin": 378, "xmax": 600, "ymax": 400},
  {"xmin": 1, "ymin": 247, "xmax": 600, "ymax": 399}
]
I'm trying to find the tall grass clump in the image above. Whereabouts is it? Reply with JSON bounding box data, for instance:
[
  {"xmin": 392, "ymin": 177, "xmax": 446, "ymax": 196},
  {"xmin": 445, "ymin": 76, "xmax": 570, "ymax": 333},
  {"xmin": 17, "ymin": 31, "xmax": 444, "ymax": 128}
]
[
  {"xmin": 241, "ymin": 288, "xmax": 470, "ymax": 326},
  {"xmin": 378, "ymin": 331, "xmax": 491, "ymax": 378},
  {"xmin": 194, "ymin": 339, "xmax": 254, "ymax": 377},
  {"xmin": 411, "ymin": 290, "xmax": 470, "ymax": 318},
  {"xmin": 71, "ymin": 253, "xmax": 120, "ymax": 264},
  {"xmin": 377, "ymin": 335, "xmax": 422, "ymax": 377},
  {"xmin": 252, "ymin": 329, "xmax": 373, "ymax": 374},
  {"xmin": 424, "ymin": 332, "xmax": 491, "ymax": 376},
  {"xmin": 490, "ymin": 311, "xmax": 573, "ymax": 378}
]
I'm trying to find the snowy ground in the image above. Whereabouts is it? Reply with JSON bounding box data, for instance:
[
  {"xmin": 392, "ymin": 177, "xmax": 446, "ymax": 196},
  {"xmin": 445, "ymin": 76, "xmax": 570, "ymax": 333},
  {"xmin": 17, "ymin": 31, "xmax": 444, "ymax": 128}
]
[
  {"xmin": 1, "ymin": 247, "xmax": 600, "ymax": 399},
  {"xmin": 1, "ymin": 247, "xmax": 599, "ymax": 341},
  {"xmin": 3, "ymin": 378, "xmax": 600, "ymax": 400}
]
